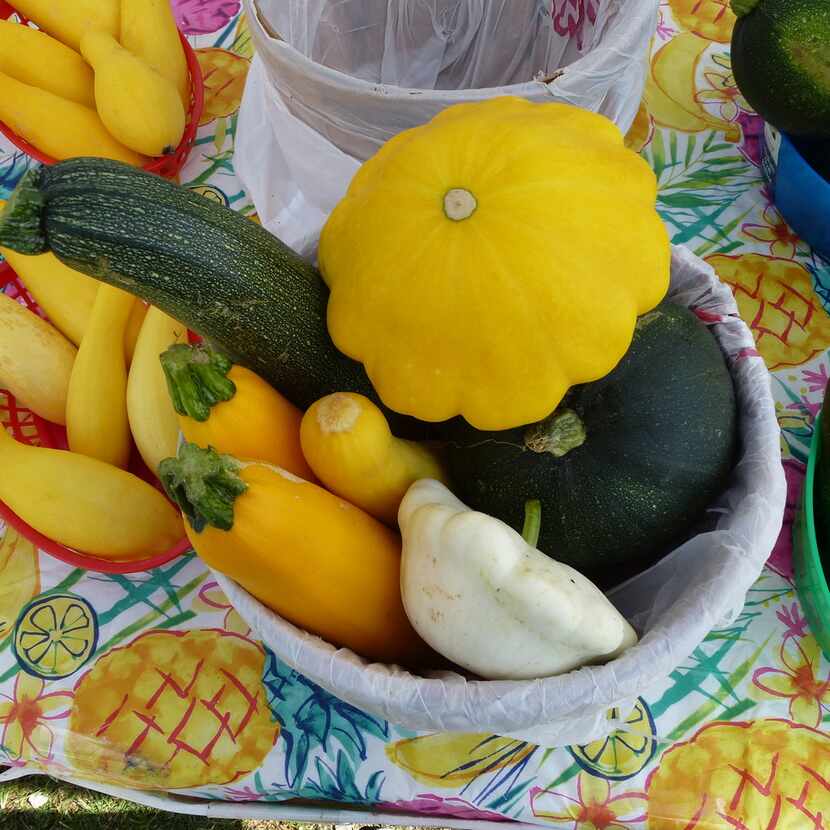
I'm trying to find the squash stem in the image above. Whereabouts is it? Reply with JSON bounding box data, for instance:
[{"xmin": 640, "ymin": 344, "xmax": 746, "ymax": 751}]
[
  {"xmin": 443, "ymin": 188, "xmax": 477, "ymax": 221},
  {"xmin": 522, "ymin": 499, "xmax": 542, "ymax": 548},
  {"xmin": 315, "ymin": 393, "xmax": 362, "ymax": 434},
  {"xmin": 158, "ymin": 442, "xmax": 247, "ymax": 533},
  {"xmin": 730, "ymin": 0, "xmax": 760, "ymax": 16},
  {"xmin": 525, "ymin": 408, "xmax": 587, "ymax": 457},
  {"xmin": 160, "ymin": 343, "xmax": 237, "ymax": 421},
  {"xmin": 0, "ymin": 167, "xmax": 48, "ymax": 254}
]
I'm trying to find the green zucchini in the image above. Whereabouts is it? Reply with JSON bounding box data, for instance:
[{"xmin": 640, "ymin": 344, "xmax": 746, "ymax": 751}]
[{"xmin": 0, "ymin": 158, "xmax": 379, "ymax": 414}]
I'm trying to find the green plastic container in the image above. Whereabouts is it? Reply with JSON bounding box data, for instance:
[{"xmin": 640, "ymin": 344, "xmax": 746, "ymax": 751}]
[{"xmin": 794, "ymin": 412, "xmax": 830, "ymax": 658}]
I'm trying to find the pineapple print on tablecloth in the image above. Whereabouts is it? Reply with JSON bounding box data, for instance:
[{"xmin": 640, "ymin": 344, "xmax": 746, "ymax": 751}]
[
  {"xmin": 668, "ymin": 0, "xmax": 736, "ymax": 43},
  {"xmin": 646, "ymin": 719, "xmax": 830, "ymax": 828},
  {"xmin": 195, "ymin": 48, "xmax": 249, "ymax": 126},
  {"xmin": 708, "ymin": 253, "xmax": 830, "ymax": 370},
  {"xmin": 65, "ymin": 629, "xmax": 280, "ymax": 789}
]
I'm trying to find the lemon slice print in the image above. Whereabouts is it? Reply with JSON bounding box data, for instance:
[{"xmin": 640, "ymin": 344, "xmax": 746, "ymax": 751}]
[
  {"xmin": 14, "ymin": 594, "xmax": 98, "ymax": 680},
  {"xmin": 568, "ymin": 698, "xmax": 657, "ymax": 781},
  {"xmin": 189, "ymin": 184, "xmax": 229, "ymax": 207}
]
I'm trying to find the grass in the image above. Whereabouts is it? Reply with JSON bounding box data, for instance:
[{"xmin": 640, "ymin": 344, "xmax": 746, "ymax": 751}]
[
  {"xmin": 0, "ymin": 774, "xmax": 450, "ymax": 830},
  {"xmin": 1, "ymin": 775, "xmax": 231, "ymax": 829}
]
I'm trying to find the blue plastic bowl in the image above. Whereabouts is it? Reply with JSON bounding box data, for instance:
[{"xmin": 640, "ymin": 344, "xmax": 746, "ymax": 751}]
[{"xmin": 762, "ymin": 124, "xmax": 830, "ymax": 260}]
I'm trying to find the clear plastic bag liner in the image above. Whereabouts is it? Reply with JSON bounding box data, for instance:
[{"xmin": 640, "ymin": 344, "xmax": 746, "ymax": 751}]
[
  {"xmin": 235, "ymin": 0, "xmax": 660, "ymax": 256},
  {"xmin": 217, "ymin": 246, "xmax": 786, "ymax": 748},
  {"xmin": 263, "ymin": 0, "xmax": 576, "ymax": 90}
]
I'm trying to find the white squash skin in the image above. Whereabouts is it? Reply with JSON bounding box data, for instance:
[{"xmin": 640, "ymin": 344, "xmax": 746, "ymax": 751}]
[{"xmin": 398, "ymin": 479, "xmax": 638, "ymax": 680}]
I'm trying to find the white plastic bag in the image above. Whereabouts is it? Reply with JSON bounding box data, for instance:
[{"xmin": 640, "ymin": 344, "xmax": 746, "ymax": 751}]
[
  {"xmin": 216, "ymin": 246, "xmax": 786, "ymax": 747},
  {"xmin": 235, "ymin": 0, "xmax": 660, "ymax": 255}
]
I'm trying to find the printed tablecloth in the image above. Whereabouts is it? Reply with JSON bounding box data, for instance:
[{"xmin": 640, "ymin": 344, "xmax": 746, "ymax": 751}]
[{"xmin": 1, "ymin": 2, "xmax": 830, "ymax": 827}]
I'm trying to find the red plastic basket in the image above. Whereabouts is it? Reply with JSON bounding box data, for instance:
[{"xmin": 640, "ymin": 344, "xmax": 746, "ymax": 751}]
[
  {"xmin": 0, "ymin": 2, "xmax": 204, "ymax": 180},
  {"xmin": 0, "ymin": 260, "xmax": 191, "ymax": 573}
]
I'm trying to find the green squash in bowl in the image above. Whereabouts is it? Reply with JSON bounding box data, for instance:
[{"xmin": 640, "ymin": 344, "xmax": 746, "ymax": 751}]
[{"xmin": 439, "ymin": 302, "xmax": 738, "ymax": 589}]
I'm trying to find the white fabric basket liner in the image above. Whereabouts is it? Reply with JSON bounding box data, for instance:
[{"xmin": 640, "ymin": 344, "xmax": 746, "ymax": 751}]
[
  {"xmin": 217, "ymin": 245, "xmax": 786, "ymax": 747},
  {"xmin": 235, "ymin": 0, "xmax": 660, "ymax": 256}
]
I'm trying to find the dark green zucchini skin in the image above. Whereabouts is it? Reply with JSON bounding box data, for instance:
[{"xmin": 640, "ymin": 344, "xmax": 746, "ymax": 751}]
[
  {"xmin": 2, "ymin": 158, "xmax": 383, "ymax": 415},
  {"xmin": 731, "ymin": 0, "xmax": 830, "ymax": 139},
  {"xmin": 439, "ymin": 303, "xmax": 738, "ymax": 588}
]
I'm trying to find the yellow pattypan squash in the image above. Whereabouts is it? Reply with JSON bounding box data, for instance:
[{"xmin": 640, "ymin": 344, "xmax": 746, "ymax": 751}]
[{"xmin": 319, "ymin": 97, "xmax": 670, "ymax": 431}]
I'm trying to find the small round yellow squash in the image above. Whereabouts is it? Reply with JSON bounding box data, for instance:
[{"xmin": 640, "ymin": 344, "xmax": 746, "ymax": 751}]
[{"xmin": 319, "ymin": 97, "xmax": 670, "ymax": 431}]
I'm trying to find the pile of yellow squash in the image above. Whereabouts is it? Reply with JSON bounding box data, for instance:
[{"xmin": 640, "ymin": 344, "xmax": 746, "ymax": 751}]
[
  {"xmin": 0, "ymin": 96, "xmax": 672, "ymax": 675},
  {"xmin": 150, "ymin": 98, "xmax": 668, "ymax": 670},
  {"xmin": 0, "ymin": 0, "xmax": 188, "ymax": 163},
  {"xmin": 0, "ymin": 273, "xmax": 445, "ymax": 662},
  {"xmin": 156, "ymin": 344, "xmax": 447, "ymax": 664},
  {"xmin": 0, "ymin": 228, "xmax": 186, "ymax": 560},
  {"xmin": 0, "ymin": 216, "xmax": 450, "ymax": 662}
]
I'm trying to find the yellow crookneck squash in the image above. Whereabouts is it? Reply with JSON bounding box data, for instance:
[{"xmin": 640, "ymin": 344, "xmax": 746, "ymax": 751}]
[
  {"xmin": 319, "ymin": 97, "xmax": 670, "ymax": 431},
  {"xmin": 80, "ymin": 30, "xmax": 185, "ymax": 158},
  {"xmin": 160, "ymin": 343, "xmax": 315, "ymax": 481},
  {"xmin": 159, "ymin": 442, "xmax": 429, "ymax": 665},
  {"xmin": 66, "ymin": 283, "xmax": 135, "ymax": 468},
  {"xmin": 11, "ymin": 0, "xmax": 119, "ymax": 52},
  {"xmin": 301, "ymin": 392, "xmax": 448, "ymax": 525},
  {"xmin": 121, "ymin": 0, "xmax": 189, "ymax": 108},
  {"xmin": 127, "ymin": 306, "xmax": 187, "ymax": 477},
  {"xmin": 0, "ymin": 292, "xmax": 76, "ymax": 425},
  {"xmin": 0, "ymin": 424, "xmax": 183, "ymax": 561}
]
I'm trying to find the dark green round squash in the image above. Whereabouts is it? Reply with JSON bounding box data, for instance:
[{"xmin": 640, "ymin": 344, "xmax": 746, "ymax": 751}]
[{"xmin": 439, "ymin": 302, "xmax": 738, "ymax": 588}]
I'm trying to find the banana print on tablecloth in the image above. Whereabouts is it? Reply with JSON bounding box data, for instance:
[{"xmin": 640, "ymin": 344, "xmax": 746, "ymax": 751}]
[{"xmin": 0, "ymin": 524, "xmax": 39, "ymax": 643}]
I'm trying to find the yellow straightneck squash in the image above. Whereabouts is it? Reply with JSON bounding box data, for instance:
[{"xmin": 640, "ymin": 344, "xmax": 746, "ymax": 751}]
[
  {"xmin": 11, "ymin": 0, "xmax": 119, "ymax": 52},
  {"xmin": 0, "ymin": 195, "xmax": 98, "ymax": 346},
  {"xmin": 121, "ymin": 0, "xmax": 189, "ymax": 108},
  {"xmin": 159, "ymin": 443, "xmax": 429, "ymax": 665},
  {"xmin": 0, "ymin": 425, "xmax": 183, "ymax": 561},
  {"xmin": 0, "ymin": 21, "xmax": 95, "ymax": 107},
  {"xmin": 0, "ymin": 72, "xmax": 145, "ymax": 165},
  {"xmin": 124, "ymin": 299, "xmax": 147, "ymax": 365},
  {"xmin": 81, "ymin": 30, "xmax": 185, "ymax": 157},
  {"xmin": 1, "ymin": 209, "xmax": 145, "ymax": 355},
  {"xmin": 66, "ymin": 284, "xmax": 135, "ymax": 468},
  {"xmin": 0, "ymin": 246, "xmax": 97, "ymax": 347},
  {"xmin": 300, "ymin": 392, "xmax": 448, "ymax": 525},
  {"xmin": 0, "ymin": 293, "xmax": 76, "ymax": 424},
  {"xmin": 127, "ymin": 306, "xmax": 187, "ymax": 477},
  {"xmin": 319, "ymin": 97, "xmax": 670, "ymax": 431},
  {"xmin": 1, "ymin": 252, "xmax": 143, "ymax": 359},
  {"xmin": 160, "ymin": 343, "xmax": 315, "ymax": 481}
]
